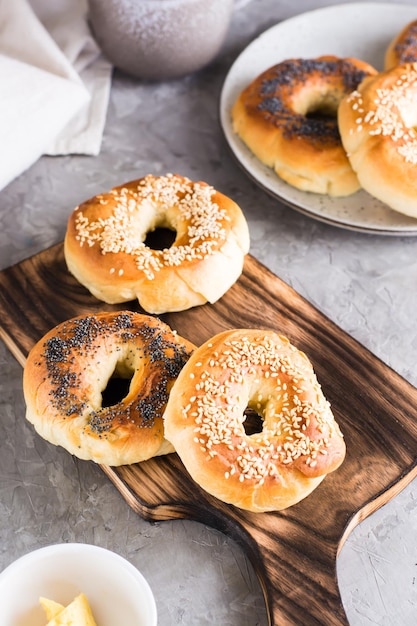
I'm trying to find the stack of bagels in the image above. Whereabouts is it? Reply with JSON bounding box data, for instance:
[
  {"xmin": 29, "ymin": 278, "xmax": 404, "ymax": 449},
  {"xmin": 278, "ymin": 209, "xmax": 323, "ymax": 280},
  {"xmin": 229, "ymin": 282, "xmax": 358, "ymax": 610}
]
[
  {"xmin": 23, "ymin": 173, "xmax": 346, "ymax": 513},
  {"xmin": 232, "ymin": 19, "xmax": 417, "ymax": 219}
]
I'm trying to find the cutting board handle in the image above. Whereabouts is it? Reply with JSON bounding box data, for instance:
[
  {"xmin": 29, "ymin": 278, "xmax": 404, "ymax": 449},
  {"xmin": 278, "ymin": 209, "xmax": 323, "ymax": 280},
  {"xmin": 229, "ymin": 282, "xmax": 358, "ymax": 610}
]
[
  {"xmin": 102, "ymin": 454, "xmax": 358, "ymax": 626},
  {"xmin": 104, "ymin": 452, "xmax": 417, "ymax": 625}
]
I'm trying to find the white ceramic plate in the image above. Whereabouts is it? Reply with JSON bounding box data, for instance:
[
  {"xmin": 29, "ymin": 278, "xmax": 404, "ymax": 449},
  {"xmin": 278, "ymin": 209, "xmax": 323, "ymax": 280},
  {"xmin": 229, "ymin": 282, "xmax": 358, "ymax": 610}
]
[
  {"xmin": 0, "ymin": 543, "xmax": 157, "ymax": 626},
  {"xmin": 220, "ymin": 2, "xmax": 417, "ymax": 235}
]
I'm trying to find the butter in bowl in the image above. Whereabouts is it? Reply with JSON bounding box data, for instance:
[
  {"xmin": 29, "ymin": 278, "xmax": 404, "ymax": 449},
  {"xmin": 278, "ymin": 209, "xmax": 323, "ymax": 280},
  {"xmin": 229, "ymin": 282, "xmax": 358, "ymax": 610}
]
[{"xmin": 0, "ymin": 543, "xmax": 157, "ymax": 626}]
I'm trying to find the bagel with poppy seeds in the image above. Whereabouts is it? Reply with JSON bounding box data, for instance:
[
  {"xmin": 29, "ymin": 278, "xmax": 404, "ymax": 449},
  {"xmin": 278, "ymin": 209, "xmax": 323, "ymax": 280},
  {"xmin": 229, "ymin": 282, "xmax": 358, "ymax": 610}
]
[
  {"xmin": 232, "ymin": 55, "xmax": 377, "ymax": 196},
  {"xmin": 385, "ymin": 20, "xmax": 417, "ymax": 69},
  {"xmin": 23, "ymin": 311, "xmax": 195, "ymax": 466},
  {"xmin": 163, "ymin": 329, "xmax": 346, "ymax": 513},
  {"xmin": 64, "ymin": 173, "xmax": 250, "ymax": 314}
]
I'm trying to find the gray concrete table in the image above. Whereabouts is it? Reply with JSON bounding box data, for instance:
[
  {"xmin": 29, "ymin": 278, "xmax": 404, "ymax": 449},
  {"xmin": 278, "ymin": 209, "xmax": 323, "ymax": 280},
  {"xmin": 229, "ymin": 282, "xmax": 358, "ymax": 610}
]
[{"xmin": 1, "ymin": 1, "xmax": 417, "ymax": 624}]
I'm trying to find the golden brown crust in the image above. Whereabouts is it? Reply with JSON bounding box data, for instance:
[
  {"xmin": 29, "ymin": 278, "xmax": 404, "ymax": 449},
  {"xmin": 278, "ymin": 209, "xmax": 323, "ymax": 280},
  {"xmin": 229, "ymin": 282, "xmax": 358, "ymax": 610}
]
[
  {"xmin": 338, "ymin": 62, "xmax": 417, "ymax": 217},
  {"xmin": 64, "ymin": 173, "xmax": 250, "ymax": 314},
  {"xmin": 23, "ymin": 311, "xmax": 195, "ymax": 466},
  {"xmin": 232, "ymin": 56, "xmax": 377, "ymax": 197},
  {"xmin": 385, "ymin": 20, "xmax": 417, "ymax": 69},
  {"xmin": 163, "ymin": 329, "xmax": 346, "ymax": 512}
]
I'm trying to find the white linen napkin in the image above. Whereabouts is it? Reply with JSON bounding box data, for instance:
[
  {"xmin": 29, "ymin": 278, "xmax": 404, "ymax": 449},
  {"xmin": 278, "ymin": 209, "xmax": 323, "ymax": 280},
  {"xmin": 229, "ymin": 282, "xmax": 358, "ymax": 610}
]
[{"xmin": 0, "ymin": 0, "xmax": 112, "ymax": 191}]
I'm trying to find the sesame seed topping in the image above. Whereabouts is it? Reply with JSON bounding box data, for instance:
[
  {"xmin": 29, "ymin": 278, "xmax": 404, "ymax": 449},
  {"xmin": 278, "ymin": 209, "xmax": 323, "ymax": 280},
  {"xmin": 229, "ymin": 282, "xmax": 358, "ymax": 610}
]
[
  {"xmin": 183, "ymin": 333, "xmax": 339, "ymax": 484},
  {"xmin": 74, "ymin": 174, "xmax": 229, "ymax": 280},
  {"xmin": 349, "ymin": 63, "xmax": 417, "ymax": 164}
]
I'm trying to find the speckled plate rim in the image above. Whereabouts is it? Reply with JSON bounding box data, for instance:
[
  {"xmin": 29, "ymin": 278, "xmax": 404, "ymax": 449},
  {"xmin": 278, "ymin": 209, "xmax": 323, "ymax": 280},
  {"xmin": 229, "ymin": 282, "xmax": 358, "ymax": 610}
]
[{"xmin": 220, "ymin": 2, "xmax": 417, "ymax": 235}]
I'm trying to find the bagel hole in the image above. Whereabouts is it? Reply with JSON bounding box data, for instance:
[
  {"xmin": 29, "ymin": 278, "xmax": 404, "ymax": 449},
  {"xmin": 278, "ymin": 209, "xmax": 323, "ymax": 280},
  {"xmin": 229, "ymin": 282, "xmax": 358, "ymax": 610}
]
[
  {"xmin": 305, "ymin": 95, "xmax": 339, "ymax": 121},
  {"xmin": 243, "ymin": 408, "xmax": 264, "ymax": 435},
  {"xmin": 144, "ymin": 227, "xmax": 176, "ymax": 250},
  {"xmin": 306, "ymin": 107, "xmax": 336, "ymax": 122},
  {"xmin": 101, "ymin": 375, "xmax": 132, "ymax": 408}
]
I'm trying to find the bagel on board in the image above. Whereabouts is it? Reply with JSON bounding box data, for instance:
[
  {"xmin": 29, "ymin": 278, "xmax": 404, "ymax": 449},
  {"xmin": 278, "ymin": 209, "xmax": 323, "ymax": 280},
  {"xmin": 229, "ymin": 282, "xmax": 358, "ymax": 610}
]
[
  {"xmin": 23, "ymin": 311, "xmax": 195, "ymax": 466},
  {"xmin": 232, "ymin": 55, "xmax": 377, "ymax": 196},
  {"xmin": 338, "ymin": 62, "xmax": 417, "ymax": 218},
  {"xmin": 64, "ymin": 173, "xmax": 250, "ymax": 314},
  {"xmin": 163, "ymin": 329, "xmax": 346, "ymax": 512},
  {"xmin": 385, "ymin": 20, "xmax": 417, "ymax": 69}
]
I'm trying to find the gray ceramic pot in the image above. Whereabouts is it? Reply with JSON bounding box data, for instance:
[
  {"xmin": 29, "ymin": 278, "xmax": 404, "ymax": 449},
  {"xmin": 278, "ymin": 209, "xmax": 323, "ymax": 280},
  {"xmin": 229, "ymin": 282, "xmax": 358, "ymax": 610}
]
[{"xmin": 88, "ymin": 0, "xmax": 235, "ymax": 80}]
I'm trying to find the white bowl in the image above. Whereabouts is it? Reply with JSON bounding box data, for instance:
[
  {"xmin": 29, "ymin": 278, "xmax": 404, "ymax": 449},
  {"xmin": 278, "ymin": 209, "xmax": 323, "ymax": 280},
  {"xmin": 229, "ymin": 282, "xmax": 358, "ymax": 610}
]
[{"xmin": 0, "ymin": 543, "xmax": 157, "ymax": 626}]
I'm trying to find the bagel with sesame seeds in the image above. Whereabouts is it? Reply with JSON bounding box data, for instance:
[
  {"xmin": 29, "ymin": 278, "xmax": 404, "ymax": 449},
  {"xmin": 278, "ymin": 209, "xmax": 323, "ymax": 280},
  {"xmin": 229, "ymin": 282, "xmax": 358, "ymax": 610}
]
[
  {"xmin": 338, "ymin": 62, "xmax": 417, "ymax": 218},
  {"xmin": 163, "ymin": 329, "xmax": 346, "ymax": 513},
  {"xmin": 23, "ymin": 311, "xmax": 195, "ymax": 466},
  {"xmin": 385, "ymin": 20, "xmax": 417, "ymax": 69},
  {"xmin": 64, "ymin": 173, "xmax": 250, "ymax": 314},
  {"xmin": 231, "ymin": 55, "xmax": 377, "ymax": 196}
]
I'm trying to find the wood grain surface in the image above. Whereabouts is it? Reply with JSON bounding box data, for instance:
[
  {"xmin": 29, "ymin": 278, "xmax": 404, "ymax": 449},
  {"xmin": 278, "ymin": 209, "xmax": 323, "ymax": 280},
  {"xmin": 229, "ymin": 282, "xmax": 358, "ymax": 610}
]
[{"xmin": 1, "ymin": 242, "xmax": 417, "ymax": 625}]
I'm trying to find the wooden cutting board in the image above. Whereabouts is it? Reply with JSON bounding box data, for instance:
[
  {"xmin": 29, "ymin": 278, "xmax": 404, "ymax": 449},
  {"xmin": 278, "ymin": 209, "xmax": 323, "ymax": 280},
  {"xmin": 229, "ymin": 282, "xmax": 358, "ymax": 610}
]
[{"xmin": 1, "ymin": 242, "xmax": 417, "ymax": 626}]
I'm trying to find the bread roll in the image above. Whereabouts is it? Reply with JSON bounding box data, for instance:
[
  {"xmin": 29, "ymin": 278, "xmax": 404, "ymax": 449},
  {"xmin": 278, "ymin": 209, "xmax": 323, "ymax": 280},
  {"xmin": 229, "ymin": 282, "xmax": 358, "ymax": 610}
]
[
  {"xmin": 64, "ymin": 173, "xmax": 250, "ymax": 314},
  {"xmin": 232, "ymin": 56, "xmax": 377, "ymax": 196},
  {"xmin": 23, "ymin": 311, "xmax": 195, "ymax": 466},
  {"xmin": 164, "ymin": 329, "xmax": 346, "ymax": 512},
  {"xmin": 338, "ymin": 62, "xmax": 417, "ymax": 217}
]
